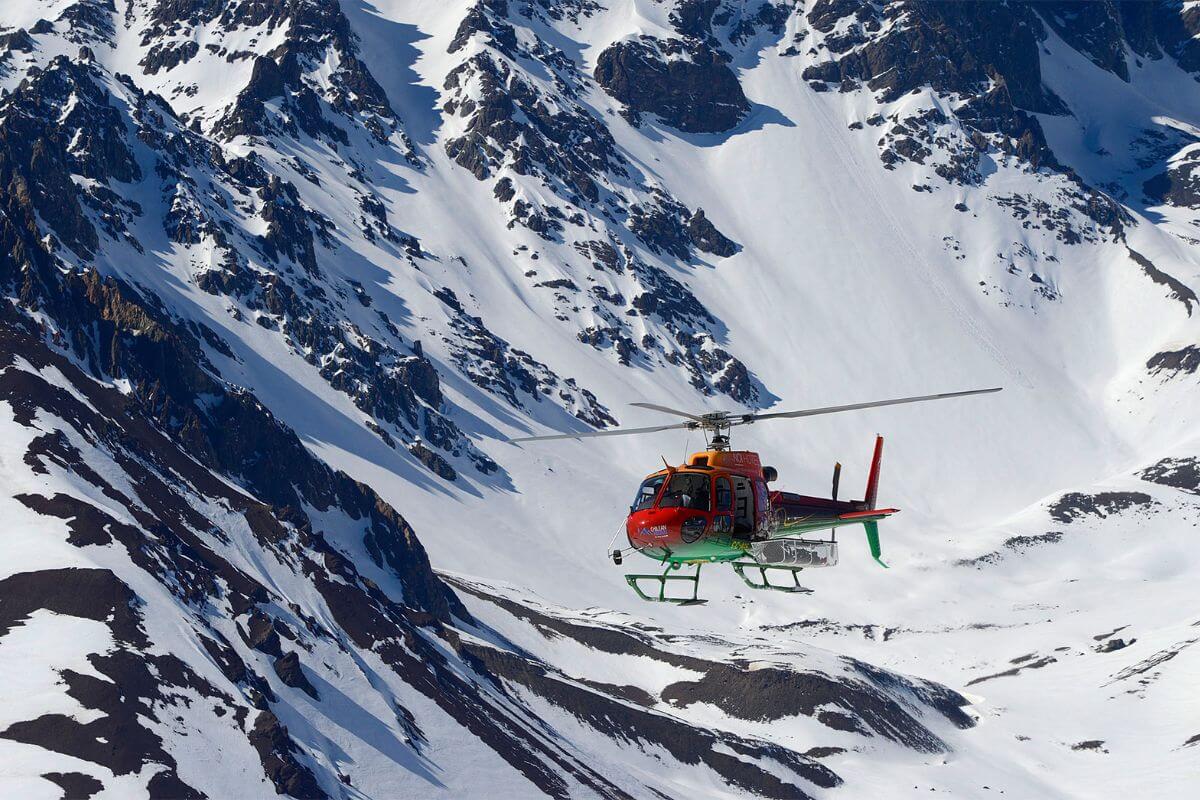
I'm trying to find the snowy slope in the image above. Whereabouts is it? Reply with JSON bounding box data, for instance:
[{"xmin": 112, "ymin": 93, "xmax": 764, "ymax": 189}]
[{"xmin": 1, "ymin": 1, "xmax": 1198, "ymax": 798}]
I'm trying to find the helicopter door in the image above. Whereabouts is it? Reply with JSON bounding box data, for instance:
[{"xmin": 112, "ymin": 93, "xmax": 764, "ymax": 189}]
[
  {"xmin": 754, "ymin": 480, "xmax": 771, "ymax": 537},
  {"xmin": 713, "ymin": 477, "xmax": 733, "ymax": 534},
  {"xmin": 731, "ymin": 476, "xmax": 754, "ymax": 536}
]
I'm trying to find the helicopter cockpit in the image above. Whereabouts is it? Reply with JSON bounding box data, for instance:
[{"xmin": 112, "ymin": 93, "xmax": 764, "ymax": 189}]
[
  {"xmin": 658, "ymin": 473, "xmax": 710, "ymax": 511},
  {"xmin": 632, "ymin": 471, "xmax": 713, "ymax": 512}
]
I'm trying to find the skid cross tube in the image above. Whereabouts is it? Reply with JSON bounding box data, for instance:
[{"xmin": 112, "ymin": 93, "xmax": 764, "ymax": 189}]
[
  {"xmin": 731, "ymin": 561, "xmax": 813, "ymax": 594},
  {"xmin": 625, "ymin": 563, "xmax": 706, "ymax": 604}
]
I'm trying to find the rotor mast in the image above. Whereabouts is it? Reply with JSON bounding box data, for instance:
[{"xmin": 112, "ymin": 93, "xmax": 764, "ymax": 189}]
[{"xmin": 697, "ymin": 413, "xmax": 736, "ymax": 450}]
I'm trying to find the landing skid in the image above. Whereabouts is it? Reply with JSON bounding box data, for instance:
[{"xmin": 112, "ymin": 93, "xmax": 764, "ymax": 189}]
[
  {"xmin": 731, "ymin": 561, "xmax": 813, "ymax": 594},
  {"xmin": 625, "ymin": 563, "xmax": 707, "ymax": 604}
]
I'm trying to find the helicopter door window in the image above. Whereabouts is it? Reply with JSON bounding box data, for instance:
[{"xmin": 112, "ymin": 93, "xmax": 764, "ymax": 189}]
[
  {"xmin": 632, "ymin": 475, "xmax": 666, "ymax": 511},
  {"xmin": 715, "ymin": 478, "xmax": 732, "ymax": 512},
  {"xmin": 659, "ymin": 473, "xmax": 711, "ymax": 511},
  {"xmin": 732, "ymin": 476, "xmax": 754, "ymax": 535}
]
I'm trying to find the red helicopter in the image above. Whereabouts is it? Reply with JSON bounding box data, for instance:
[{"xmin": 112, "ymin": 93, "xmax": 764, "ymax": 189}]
[{"xmin": 510, "ymin": 388, "xmax": 1001, "ymax": 604}]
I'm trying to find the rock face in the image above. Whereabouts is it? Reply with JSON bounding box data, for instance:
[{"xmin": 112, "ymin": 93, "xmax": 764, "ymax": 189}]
[
  {"xmin": 688, "ymin": 208, "xmax": 739, "ymax": 256},
  {"xmin": 595, "ymin": 38, "xmax": 750, "ymax": 133},
  {"xmin": 802, "ymin": 0, "xmax": 1148, "ymax": 244},
  {"xmin": 0, "ymin": 119, "xmax": 832, "ymax": 799},
  {"xmin": 0, "ymin": 0, "xmax": 1198, "ymax": 796},
  {"xmin": 440, "ymin": 0, "xmax": 760, "ymax": 403},
  {"xmin": 803, "ymin": 0, "xmax": 1064, "ymax": 112},
  {"xmin": 0, "ymin": 9, "xmax": 957, "ymax": 795},
  {"xmin": 1144, "ymin": 155, "xmax": 1200, "ymax": 209}
]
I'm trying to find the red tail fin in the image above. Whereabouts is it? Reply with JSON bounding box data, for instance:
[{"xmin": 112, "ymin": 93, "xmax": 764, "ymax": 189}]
[{"xmin": 864, "ymin": 436, "xmax": 883, "ymax": 510}]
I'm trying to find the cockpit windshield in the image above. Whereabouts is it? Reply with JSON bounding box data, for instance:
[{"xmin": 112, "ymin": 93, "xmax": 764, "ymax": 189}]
[
  {"xmin": 658, "ymin": 473, "xmax": 711, "ymax": 511},
  {"xmin": 631, "ymin": 475, "xmax": 666, "ymax": 511}
]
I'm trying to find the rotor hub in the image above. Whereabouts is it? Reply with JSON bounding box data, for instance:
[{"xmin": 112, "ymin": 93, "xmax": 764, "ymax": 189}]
[{"xmin": 687, "ymin": 413, "xmax": 737, "ymax": 450}]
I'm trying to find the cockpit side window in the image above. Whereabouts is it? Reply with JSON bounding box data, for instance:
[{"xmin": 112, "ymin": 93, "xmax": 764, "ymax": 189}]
[
  {"xmin": 632, "ymin": 475, "xmax": 666, "ymax": 511},
  {"xmin": 659, "ymin": 473, "xmax": 711, "ymax": 511}
]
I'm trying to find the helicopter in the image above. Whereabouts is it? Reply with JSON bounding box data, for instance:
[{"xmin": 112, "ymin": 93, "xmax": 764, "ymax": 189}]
[{"xmin": 509, "ymin": 387, "xmax": 1002, "ymax": 604}]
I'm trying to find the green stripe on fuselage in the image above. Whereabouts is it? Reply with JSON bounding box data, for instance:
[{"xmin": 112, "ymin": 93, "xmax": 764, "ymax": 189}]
[{"xmin": 639, "ymin": 514, "xmax": 888, "ymax": 565}]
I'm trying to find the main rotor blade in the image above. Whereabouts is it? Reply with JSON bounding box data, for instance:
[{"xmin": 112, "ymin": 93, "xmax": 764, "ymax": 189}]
[
  {"xmin": 629, "ymin": 402, "xmax": 706, "ymax": 422},
  {"xmin": 507, "ymin": 421, "xmax": 692, "ymax": 444},
  {"xmin": 740, "ymin": 387, "xmax": 1002, "ymax": 424}
]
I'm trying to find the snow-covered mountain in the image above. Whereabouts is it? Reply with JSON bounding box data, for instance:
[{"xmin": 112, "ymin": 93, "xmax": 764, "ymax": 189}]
[{"xmin": 1, "ymin": 1, "xmax": 1197, "ymax": 798}]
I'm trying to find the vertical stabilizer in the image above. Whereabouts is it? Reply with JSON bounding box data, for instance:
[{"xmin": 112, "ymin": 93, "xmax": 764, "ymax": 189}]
[{"xmin": 864, "ymin": 435, "xmax": 883, "ymax": 510}]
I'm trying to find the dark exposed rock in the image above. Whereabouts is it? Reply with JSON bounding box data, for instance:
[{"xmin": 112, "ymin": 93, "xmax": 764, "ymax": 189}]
[
  {"xmin": 1140, "ymin": 456, "xmax": 1200, "ymax": 493},
  {"xmin": 726, "ymin": 0, "xmax": 793, "ymax": 46},
  {"xmin": 1127, "ymin": 248, "xmax": 1196, "ymax": 316},
  {"xmin": 314, "ymin": 576, "xmax": 630, "ymax": 799},
  {"xmin": 0, "ymin": 56, "xmax": 143, "ymax": 258},
  {"xmin": 470, "ymin": 643, "xmax": 837, "ymax": 800},
  {"xmin": 258, "ymin": 176, "xmax": 321, "ymax": 275},
  {"xmin": 0, "ymin": 28, "xmax": 35, "ymax": 54},
  {"xmin": 955, "ymin": 531, "xmax": 1065, "ymax": 568},
  {"xmin": 451, "ymin": 575, "xmax": 973, "ymax": 756},
  {"xmin": 438, "ymin": 2, "xmax": 770, "ymax": 405},
  {"xmin": 6, "ymin": 66, "xmax": 472, "ymax": 479},
  {"xmin": 41, "ymin": 772, "xmax": 104, "ymax": 799},
  {"xmin": 408, "ymin": 441, "xmax": 458, "ymax": 481},
  {"xmin": 1036, "ymin": 2, "xmax": 1130, "ymax": 80},
  {"xmin": 1144, "ymin": 154, "xmax": 1200, "ymax": 209},
  {"xmin": 1048, "ymin": 491, "xmax": 1156, "ymax": 523},
  {"xmin": 0, "ymin": 569, "xmax": 210, "ymax": 797},
  {"xmin": 170, "ymin": 0, "xmax": 409, "ymax": 151},
  {"xmin": 1033, "ymin": 0, "xmax": 1200, "ymax": 80},
  {"xmin": 434, "ymin": 287, "xmax": 616, "ymax": 429},
  {"xmin": 248, "ymin": 711, "xmax": 327, "ymax": 799},
  {"xmin": 59, "ymin": 0, "xmax": 116, "ymax": 45},
  {"xmin": 967, "ymin": 655, "xmax": 1056, "ymax": 685},
  {"xmin": 805, "ymin": 1, "xmax": 1064, "ymax": 113},
  {"xmin": 1095, "ymin": 637, "xmax": 1135, "ymax": 653},
  {"xmin": 0, "ymin": 568, "xmax": 143, "ymax": 642},
  {"xmin": 661, "ymin": 660, "xmax": 971, "ymax": 753},
  {"xmin": 687, "ymin": 208, "xmax": 738, "ymax": 256},
  {"xmin": 1146, "ymin": 345, "xmax": 1200, "ymax": 376},
  {"xmin": 273, "ymin": 651, "xmax": 320, "ymax": 700},
  {"xmin": 0, "ymin": 159, "xmax": 463, "ymax": 624},
  {"xmin": 628, "ymin": 195, "xmax": 695, "ymax": 261},
  {"xmin": 595, "ymin": 38, "xmax": 750, "ymax": 133},
  {"xmin": 804, "ymin": 746, "xmax": 846, "ymax": 760},
  {"xmin": 445, "ymin": 49, "xmax": 620, "ymax": 204},
  {"xmin": 140, "ymin": 39, "xmax": 200, "ymax": 74},
  {"xmin": 671, "ymin": 0, "xmax": 722, "ymax": 40},
  {"xmin": 577, "ymin": 325, "xmax": 638, "ymax": 365},
  {"xmin": 243, "ymin": 610, "xmax": 284, "ymax": 657},
  {"xmin": 450, "ymin": 0, "xmax": 518, "ymax": 55},
  {"xmin": 956, "ymin": 80, "xmax": 1057, "ymax": 171}
]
